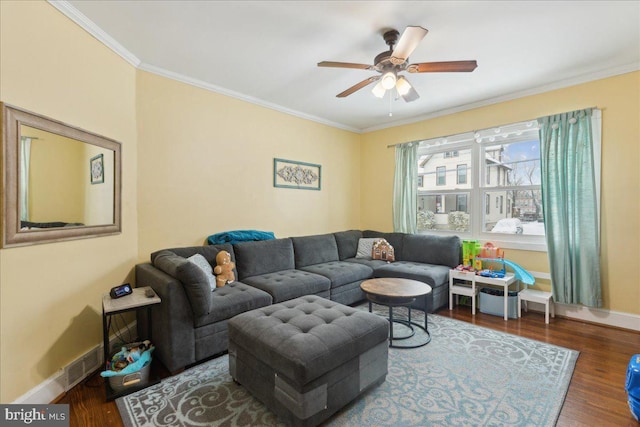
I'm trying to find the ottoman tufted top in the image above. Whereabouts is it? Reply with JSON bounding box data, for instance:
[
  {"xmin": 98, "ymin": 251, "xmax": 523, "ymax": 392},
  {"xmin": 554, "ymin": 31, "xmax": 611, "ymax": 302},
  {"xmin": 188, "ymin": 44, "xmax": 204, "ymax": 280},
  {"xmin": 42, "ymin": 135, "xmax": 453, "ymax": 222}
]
[{"xmin": 228, "ymin": 295, "xmax": 388, "ymax": 385}]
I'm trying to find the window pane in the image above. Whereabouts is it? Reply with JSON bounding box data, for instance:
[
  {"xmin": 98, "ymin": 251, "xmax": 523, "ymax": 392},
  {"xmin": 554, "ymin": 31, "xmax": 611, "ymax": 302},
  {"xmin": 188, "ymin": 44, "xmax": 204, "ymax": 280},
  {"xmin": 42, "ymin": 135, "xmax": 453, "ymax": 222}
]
[
  {"xmin": 418, "ymin": 148, "xmax": 472, "ymax": 189},
  {"xmin": 483, "ymin": 189, "xmax": 544, "ymax": 235},
  {"xmin": 484, "ymin": 140, "xmax": 541, "ymax": 188},
  {"xmin": 457, "ymin": 164, "xmax": 467, "ymax": 184},
  {"xmin": 417, "ymin": 193, "xmax": 470, "ymax": 232},
  {"xmin": 436, "ymin": 166, "xmax": 446, "ymax": 185}
]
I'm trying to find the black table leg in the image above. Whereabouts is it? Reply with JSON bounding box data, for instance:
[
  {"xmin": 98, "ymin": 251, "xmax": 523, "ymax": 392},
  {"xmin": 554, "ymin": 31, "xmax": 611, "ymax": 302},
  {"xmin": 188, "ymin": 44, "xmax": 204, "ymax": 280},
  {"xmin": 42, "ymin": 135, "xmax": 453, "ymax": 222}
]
[{"xmin": 389, "ymin": 306, "xmax": 393, "ymax": 347}]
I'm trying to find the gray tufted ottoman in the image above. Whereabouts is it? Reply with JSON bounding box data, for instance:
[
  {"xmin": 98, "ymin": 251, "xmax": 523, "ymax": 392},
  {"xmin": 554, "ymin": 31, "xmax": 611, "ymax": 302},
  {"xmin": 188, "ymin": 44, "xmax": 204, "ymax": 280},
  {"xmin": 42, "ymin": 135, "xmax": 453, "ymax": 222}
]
[{"xmin": 228, "ymin": 295, "xmax": 389, "ymax": 427}]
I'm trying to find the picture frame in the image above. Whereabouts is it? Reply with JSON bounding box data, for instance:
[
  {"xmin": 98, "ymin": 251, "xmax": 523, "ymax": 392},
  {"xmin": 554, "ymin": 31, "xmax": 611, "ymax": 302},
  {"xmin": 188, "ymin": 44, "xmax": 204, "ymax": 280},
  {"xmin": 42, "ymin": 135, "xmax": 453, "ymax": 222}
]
[
  {"xmin": 273, "ymin": 158, "xmax": 321, "ymax": 191},
  {"xmin": 90, "ymin": 153, "xmax": 104, "ymax": 184}
]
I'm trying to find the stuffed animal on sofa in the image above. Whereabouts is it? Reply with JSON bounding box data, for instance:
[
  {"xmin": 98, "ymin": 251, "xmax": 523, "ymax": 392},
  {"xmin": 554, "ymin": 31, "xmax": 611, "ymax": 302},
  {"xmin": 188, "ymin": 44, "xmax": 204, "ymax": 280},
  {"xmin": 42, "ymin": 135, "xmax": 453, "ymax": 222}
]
[{"xmin": 213, "ymin": 250, "xmax": 235, "ymax": 288}]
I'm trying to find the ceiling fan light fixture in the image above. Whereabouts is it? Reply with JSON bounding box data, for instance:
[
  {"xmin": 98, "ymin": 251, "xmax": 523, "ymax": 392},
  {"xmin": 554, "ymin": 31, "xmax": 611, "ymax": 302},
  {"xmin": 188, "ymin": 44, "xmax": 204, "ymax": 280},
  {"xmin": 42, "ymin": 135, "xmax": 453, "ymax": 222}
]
[
  {"xmin": 396, "ymin": 76, "xmax": 412, "ymax": 96},
  {"xmin": 381, "ymin": 71, "xmax": 396, "ymax": 90},
  {"xmin": 371, "ymin": 81, "xmax": 386, "ymax": 98}
]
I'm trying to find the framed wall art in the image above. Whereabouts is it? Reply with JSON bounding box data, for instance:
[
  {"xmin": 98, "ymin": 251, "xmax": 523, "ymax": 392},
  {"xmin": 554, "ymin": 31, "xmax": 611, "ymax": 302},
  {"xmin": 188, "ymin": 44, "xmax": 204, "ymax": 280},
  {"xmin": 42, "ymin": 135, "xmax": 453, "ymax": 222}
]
[
  {"xmin": 273, "ymin": 158, "xmax": 321, "ymax": 191},
  {"xmin": 90, "ymin": 153, "xmax": 104, "ymax": 184}
]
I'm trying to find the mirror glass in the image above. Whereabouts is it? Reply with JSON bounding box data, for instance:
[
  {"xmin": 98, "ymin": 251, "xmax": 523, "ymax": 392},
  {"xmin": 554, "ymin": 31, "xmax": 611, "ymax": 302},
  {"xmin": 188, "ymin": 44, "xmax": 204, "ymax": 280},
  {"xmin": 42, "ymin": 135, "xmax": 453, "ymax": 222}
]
[{"xmin": 2, "ymin": 103, "xmax": 121, "ymax": 247}]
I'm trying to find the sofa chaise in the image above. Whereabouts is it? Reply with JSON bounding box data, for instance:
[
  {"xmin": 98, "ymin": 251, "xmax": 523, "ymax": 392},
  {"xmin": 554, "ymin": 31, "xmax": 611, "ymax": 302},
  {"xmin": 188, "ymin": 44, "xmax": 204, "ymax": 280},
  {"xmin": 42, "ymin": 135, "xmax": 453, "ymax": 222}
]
[{"xmin": 135, "ymin": 230, "xmax": 461, "ymax": 373}]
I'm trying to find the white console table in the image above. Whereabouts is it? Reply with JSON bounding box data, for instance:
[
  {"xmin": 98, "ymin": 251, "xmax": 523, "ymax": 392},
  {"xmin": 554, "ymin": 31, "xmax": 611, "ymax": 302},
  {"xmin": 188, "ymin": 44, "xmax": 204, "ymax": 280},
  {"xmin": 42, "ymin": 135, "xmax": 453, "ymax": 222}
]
[{"xmin": 449, "ymin": 270, "xmax": 518, "ymax": 320}]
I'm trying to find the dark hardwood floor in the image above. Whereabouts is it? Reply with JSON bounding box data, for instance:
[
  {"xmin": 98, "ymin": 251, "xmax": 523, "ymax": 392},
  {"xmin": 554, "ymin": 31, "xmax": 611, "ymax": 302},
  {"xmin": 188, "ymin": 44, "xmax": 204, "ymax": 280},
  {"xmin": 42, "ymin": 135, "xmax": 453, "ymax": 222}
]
[{"xmin": 59, "ymin": 307, "xmax": 640, "ymax": 426}]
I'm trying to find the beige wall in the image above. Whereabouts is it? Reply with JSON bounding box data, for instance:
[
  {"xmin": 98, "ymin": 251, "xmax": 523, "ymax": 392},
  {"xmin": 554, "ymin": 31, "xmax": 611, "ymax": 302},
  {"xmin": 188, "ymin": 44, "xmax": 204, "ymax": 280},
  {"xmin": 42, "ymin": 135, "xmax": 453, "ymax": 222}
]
[
  {"xmin": 136, "ymin": 71, "xmax": 362, "ymax": 258},
  {"xmin": 361, "ymin": 72, "xmax": 640, "ymax": 315},
  {"xmin": 0, "ymin": 1, "xmax": 138, "ymax": 403}
]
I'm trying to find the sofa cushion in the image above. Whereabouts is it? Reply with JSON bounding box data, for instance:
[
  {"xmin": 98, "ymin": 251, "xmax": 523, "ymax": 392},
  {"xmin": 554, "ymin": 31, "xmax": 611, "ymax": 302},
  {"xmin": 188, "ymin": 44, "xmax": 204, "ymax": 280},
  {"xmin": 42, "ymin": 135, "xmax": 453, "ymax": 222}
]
[
  {"xmin": 333, "ymin": 230, "xmax": 363, "ymax": 260},
  {"xmin": 234, "ymin": 238, "xmax": 295, "ymax": 280},
  {"xmin": 300, "ymin": 261, "xmax": 373, "ymax": 288},
  {"xmin": 152, "ymin": 250, "xmax": 212, "ymax": 317},
  {"xmin": 372, "ymin": 261, "xmax": 451, "ymax": 288},
  {"xmin": 362, "ymin": 230, "xmax": 405, "ymax": 260},
  {"xmin": 193, "ymin": 281, "xmax": 272, "ymax": 328},
  {"xmin": 344, "ymin": 258, "xmax": 390, "ymax": 270},
  {"xmin": 187, "ymin": 254, "xmax": 217, "ymax": 291},
  {"xmin": 291, "ymin": 234, "xmax": 339, "ymax": 268},
  {"xmin": 241, "ymin": 269, "xmax": 331, "ymax": 303},
  {"xmin": 402, "ymin": 234, "xmax": 461, "ymax": 268}
]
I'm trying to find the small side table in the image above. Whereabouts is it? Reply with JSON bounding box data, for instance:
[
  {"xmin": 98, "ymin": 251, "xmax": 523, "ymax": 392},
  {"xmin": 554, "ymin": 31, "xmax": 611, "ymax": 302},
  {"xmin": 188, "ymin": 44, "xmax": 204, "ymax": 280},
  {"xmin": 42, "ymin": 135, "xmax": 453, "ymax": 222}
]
[
  {"xmin": 102, "ymin": 286, "xmax": 161, "ymax": 401},
  {"xmin": 518, "ymin": 289, "xmax": 554, "ymax": 324},
  {"xmin": 449, "ymin": 270, "xmax": 518, "ymax": 320},
  {"xmin": 449, "ymin": 270, "xmax": 480, "ymax": 314}
]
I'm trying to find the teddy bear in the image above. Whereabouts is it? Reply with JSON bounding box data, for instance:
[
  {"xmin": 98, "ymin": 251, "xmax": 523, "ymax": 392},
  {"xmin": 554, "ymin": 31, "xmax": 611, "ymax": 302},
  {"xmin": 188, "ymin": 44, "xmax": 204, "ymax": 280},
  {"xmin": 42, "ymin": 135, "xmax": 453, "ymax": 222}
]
[{"xmin": 213, "ymin": 250, "xmax": 235, "ymax": 288}]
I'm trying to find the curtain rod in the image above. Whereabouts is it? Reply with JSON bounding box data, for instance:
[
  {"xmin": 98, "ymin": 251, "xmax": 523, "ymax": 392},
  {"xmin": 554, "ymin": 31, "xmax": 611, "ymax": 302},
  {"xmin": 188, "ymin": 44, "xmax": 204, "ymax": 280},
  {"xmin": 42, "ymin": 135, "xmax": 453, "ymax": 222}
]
[{"xmin": 386, "ymin": 106, "xmax": 600, "ymax": 148}]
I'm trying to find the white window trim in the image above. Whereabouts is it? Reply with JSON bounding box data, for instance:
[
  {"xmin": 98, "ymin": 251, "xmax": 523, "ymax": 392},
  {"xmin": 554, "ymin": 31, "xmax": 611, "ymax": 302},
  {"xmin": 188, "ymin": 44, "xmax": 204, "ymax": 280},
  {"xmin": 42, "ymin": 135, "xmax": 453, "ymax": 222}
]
[
  {"xmin": 416, "ymin": 120, "xmax": 547, "ymax": 252},
  {"xmin": 415, "ymin": 112, "xmax": 601, "ymax": 253}
]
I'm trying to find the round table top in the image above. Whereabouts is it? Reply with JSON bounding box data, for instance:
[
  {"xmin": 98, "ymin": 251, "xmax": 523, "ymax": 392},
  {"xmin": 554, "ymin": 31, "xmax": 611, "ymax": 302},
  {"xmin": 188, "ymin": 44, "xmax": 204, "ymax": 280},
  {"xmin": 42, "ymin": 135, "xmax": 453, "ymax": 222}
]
[{"xmin": 360, "ymin": 278, "xmax": 432, "ymax": 299}]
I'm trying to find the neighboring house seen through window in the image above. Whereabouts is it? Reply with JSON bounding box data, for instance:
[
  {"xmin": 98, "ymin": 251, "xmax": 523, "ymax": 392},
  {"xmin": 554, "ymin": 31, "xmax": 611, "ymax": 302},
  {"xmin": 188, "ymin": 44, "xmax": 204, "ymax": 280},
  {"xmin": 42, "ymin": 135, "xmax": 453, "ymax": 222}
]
[{"xmin": 416, "ymin": 120, "xmax": 546, "ymax": 246}]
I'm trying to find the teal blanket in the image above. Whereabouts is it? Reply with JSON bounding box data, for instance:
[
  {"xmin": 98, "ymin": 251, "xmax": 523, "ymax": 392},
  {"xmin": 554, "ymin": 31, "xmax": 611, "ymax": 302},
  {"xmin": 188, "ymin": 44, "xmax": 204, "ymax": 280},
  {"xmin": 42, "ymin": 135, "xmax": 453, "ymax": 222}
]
[{"xmin": 207, "ymin": 230, "xmax": 275, "ymax": 245}]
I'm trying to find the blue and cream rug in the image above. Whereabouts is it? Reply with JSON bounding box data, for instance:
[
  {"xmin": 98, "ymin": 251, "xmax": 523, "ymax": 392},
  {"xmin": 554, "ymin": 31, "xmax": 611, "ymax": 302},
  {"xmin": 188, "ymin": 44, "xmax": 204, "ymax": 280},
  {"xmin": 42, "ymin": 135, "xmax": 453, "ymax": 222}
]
[{"xmin": 117, "ymin": 311, "xmax": 578, "ymax": 426}]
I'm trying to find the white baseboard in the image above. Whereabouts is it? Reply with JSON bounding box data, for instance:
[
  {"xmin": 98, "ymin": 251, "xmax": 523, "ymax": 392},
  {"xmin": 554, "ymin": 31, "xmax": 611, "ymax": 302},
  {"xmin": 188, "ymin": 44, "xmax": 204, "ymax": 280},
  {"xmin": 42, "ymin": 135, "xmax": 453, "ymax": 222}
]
[
  {"xmin": 525, "ymin": 301, "xmax": 640, "ymax": 331},
  {"xmin": 12, "ymin": 320, "xmax": 137, "ymax": 404}
]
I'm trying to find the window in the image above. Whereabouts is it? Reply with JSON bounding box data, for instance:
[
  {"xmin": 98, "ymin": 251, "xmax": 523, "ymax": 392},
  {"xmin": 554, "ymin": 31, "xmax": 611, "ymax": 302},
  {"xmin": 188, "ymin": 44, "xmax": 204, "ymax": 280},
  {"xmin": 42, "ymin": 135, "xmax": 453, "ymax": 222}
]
[
  {"xmin": 417, "ymin": 175, "xmax": 424, "ymax": 188},
  {"xmin": 436, "ymin": 166, "xmax": 446, "ymax": 186},
  {"xmin": 415, "ymin": 120, "xmax": 545, "ymax": 246},
  {"xmin": 457, "ymin": 164, "xmax": 467, "ymax": 184},
  {"xmin": 456, "ymin": 194, "xmax": 467, "ymax": 212}
]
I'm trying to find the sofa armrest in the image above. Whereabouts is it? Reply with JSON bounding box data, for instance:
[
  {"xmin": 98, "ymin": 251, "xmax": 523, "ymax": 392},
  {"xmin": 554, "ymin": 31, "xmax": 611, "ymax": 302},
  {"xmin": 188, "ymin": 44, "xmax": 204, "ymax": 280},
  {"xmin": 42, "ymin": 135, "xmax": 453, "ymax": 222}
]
[{"xmin": 135, "ymin": 263, "xmax": 197, "ymax": 373}]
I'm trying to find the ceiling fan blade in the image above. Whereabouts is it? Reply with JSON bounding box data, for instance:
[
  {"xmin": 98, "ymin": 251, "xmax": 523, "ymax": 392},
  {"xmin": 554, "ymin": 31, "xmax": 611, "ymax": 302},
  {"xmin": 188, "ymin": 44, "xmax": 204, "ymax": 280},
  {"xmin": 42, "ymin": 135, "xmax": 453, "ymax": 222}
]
[
  {"xmin": 407, "ymin": 60, "xmax": 478, "ymax": 73},
  {"xmin": 390, "ymin": 26, "xmax": 428, "ymax": 65},
  {"xmin": 318, "ymin": 61, "xmax": 373, "ymax": 70},
  {"xmin": 336, "ymin": 76, "xmax": 380, "ymax": 98}
]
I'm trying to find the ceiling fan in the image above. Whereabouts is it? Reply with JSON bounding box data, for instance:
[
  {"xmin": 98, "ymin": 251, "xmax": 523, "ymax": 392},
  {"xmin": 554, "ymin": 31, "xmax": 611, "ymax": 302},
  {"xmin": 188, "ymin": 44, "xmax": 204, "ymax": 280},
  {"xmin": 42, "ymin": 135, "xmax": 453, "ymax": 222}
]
[{"xmin": 318, "ymin": 26, "xmax": 477, "ymax": 102}]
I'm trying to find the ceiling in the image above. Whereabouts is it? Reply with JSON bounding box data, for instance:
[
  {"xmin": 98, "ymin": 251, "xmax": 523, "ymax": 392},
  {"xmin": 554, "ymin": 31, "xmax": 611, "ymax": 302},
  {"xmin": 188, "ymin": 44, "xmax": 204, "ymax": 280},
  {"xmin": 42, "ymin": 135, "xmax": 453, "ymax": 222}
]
[{"xmin": 58, "ymin": 1, "xmax": 640, "ymax": 133}]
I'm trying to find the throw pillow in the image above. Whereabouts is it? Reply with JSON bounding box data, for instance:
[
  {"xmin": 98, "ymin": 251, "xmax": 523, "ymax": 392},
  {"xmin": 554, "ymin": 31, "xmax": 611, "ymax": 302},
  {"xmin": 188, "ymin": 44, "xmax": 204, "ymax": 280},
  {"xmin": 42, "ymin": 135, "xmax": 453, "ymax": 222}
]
[
  {"xmin": 356, "ymin": 238, "xmax": 379, "ymax": 259},
  {"xmin": 187, "ymin": 254, "xmax": 217, "ymax": 291},
  {"xmin": 372, "ymin": 238, "xmax": 395, "ymax": 262}
]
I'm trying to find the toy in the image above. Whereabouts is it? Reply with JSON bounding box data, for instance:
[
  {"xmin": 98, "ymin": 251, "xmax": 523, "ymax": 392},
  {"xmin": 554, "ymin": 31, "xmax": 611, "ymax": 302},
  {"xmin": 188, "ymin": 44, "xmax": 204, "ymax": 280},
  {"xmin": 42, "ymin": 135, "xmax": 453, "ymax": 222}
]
[
  {"xmin": 109, "ymin": 340, "xmax": 153, "ymax": 372},
  {"xmin": 213, "ymin": 250, "xmax": 235, "ymax": 288},
  {"xmin": 480, "ymin": 242, "xmax": 504, "ymax": 259},
  {"xmin": 474, "ymin": 242, "xmax": 535, "ymax": 285},
  {"xmin": 462, "ymin": 240, "xmax": 479, "ymax": 267},
  {"xmin": 372, "ymin": 238, "xmax": 395, "ymax": 262}
]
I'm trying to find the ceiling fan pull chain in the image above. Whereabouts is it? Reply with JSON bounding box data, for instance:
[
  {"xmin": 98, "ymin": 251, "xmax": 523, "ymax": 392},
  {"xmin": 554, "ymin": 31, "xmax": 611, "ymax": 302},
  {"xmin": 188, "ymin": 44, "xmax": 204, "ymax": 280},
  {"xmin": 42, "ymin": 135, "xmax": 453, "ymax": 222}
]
[{"xmin": 388, "ymin": 91, "xmax": 393, "ymax": 117}]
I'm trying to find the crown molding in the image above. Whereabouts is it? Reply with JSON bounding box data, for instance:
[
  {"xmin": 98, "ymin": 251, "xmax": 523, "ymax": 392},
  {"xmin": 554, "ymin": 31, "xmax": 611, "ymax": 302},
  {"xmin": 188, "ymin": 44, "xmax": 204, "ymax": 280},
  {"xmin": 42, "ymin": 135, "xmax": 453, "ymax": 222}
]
[
  {"xmin": 137, "ymin": 63, "xmax": 360, "ymax": 133},
  {"xmin": 47, "ymin": 0, "xmax": 141, "ymax": 67}
]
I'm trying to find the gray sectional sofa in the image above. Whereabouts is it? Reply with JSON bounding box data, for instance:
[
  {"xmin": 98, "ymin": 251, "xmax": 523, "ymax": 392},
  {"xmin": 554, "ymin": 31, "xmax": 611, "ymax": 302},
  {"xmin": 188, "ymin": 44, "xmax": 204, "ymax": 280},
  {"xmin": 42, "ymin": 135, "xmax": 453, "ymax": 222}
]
[{"xmin": 135, "ymin": 230, "xmax": 461, "ymax": 373}]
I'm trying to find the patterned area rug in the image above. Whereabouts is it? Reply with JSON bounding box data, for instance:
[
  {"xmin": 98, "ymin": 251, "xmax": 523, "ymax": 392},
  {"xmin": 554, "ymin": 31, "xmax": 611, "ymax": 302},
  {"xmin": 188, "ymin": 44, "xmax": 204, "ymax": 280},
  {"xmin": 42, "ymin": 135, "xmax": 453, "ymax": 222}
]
[{"xmin": 117, "ymin": 310, "xmax": 578, "ymax": 426}]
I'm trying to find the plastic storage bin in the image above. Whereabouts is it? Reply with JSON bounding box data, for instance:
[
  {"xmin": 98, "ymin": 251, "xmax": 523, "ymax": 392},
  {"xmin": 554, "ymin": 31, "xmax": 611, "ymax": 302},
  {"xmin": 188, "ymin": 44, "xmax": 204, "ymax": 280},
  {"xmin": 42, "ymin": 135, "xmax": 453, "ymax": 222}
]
[
  {"xmin": 102, "ymin": 341, "xmax": 153, "ymax": 392},
  {"xmin": 626, "ymin": 354, "xmax": 640, "ymax": 422},
  {"xmin": 479, "ymin": 288, "xmax": 518, "ymax": 319},
  {"xmin": 108, "ymin": 361, "xmax": 151, "ymax": 392}
]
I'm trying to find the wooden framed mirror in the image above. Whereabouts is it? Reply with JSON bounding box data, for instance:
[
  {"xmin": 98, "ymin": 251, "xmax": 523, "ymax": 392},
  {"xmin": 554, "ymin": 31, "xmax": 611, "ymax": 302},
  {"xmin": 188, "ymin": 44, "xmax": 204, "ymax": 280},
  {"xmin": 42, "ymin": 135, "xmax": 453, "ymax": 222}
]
[{"xmin": 1, "ymin": 103, "xmax": 121, "ymax": 247}]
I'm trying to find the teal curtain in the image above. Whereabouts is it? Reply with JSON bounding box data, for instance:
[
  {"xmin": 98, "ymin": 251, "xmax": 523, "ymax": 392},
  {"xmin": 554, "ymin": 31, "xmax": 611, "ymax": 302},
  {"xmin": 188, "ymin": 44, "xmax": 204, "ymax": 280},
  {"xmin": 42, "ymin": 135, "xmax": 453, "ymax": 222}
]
[
  {"xmin": 393, "ymin": 142, "xmax": 417, "ymax": 233},
  {"xmin": 538, "ymin": 109, "xmax": 602, "ymax": 307}
]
